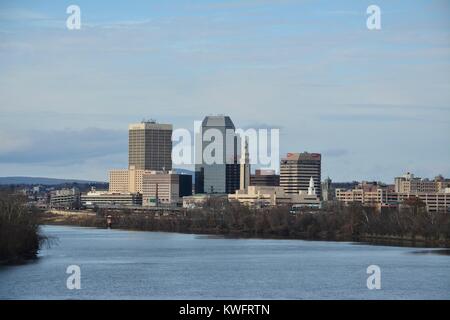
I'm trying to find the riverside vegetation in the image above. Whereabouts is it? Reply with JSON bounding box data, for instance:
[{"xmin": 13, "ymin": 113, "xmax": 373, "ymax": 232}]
[
  {"xmin": 42, "ymin": 197, "xmax": 450, "ymax": 248},
  {"xmin": 0, "ymin": 190, "xmax": 48, "ymax": 264}
]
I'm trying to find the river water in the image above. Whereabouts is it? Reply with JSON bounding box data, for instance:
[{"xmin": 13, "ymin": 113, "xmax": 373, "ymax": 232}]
[{"xmin": 0, "ymin": 225, "xmax": 449, "ymax": 299}]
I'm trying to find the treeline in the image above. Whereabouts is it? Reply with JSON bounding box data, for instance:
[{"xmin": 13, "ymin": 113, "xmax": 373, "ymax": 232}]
[
  {"xmin": 0, "ymin": 191, "xmax": 47, "ymax": 264},
  {"xmin": 46, "ymin": 197, "xmax": 450, "ymax": 247}
]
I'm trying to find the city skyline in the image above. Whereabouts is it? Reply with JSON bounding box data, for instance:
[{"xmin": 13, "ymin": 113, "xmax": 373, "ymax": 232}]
[{"xmin": 1, "ymin": 0, "xmax": 449, "ymax": 182}]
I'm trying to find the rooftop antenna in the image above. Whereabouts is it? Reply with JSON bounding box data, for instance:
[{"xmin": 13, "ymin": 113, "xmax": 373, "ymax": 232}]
[{"xmin": 142, "ymin": 118, "xmax": 156, "ymax": 123}]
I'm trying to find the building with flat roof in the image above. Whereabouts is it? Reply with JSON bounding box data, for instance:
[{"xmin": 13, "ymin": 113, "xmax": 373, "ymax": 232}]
[
  {"xmin": 129, "ymin": 121, "xmax": 172, "ymax": 171},
  {"xmin": 50, "ymin": 188, "xmax": 80, "ymax": 209},
  {"xmin": 142, "ymin": 171, "xmax": 180, "ymax": 206},
  {"xmin": 183, "ymin": 194, "xmax": 228, "ymax": 209},
  {"xmin": 81, "ymin": 189, "xmax": 142, "ymax": 208},
  {"xmin": 178, "ymin": 174, "xmax": 193, "ymax": 198},
  {"xmin": 229, "ymin": 183, "xmax": 321, "ymax": 208},
  {"xmin": 336, "ymin": 179, "xmax": 450, "ymax": 213},
  {"xmin": 110, "ymin": 167, "xmax": 192, "ymax": 205},
  {"xmin": 394, "ymin": 172, "xmax": 437, "ymax": 193},
  {"xmin": 250, "ymin": 169, "xmax": 280, "ymax": 187},
  {"xmin": 109, "ymin": 165, "xmax": 151, "ymax": 194},
  {"xmin": 280, "ymin": 152, "xmax": 321, "ymax": 198}
]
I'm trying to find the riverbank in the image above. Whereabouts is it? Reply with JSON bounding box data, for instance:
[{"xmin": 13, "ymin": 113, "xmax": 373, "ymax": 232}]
[
  {"xmin": 40, "ymin": 209, "xmax": 450, "ymax": 248},
  {"xmin": 0, "ymin": 193, "xmax": 47, "ymax": 265}
]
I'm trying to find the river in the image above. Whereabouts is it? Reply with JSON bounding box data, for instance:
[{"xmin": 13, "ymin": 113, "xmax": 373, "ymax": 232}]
[{"xmin": 0, "ymin": 225, "xmax": 449, "ymax": 299}]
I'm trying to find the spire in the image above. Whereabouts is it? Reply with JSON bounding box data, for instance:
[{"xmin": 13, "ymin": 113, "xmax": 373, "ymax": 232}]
[
  {"xmin": 240, "ymin": 137, "xmax": 250, "ymax": 190},
  {"xmin": 308, "ymin": 176, "xmax": 316, "ymax": 196}
]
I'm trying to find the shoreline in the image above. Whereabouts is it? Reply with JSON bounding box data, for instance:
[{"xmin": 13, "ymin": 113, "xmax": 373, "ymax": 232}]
[{"xmin": 40, "ymin": 214, "xmax": 450, "ymax": 249}]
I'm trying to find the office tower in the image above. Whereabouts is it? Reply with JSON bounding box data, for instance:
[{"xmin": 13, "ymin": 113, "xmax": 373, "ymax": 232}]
[
  {"xmin": 142, "ymin": 171, "xmax": 180, "ymax": 206},
  {"xmin": 128, "ymin": 120, "xmax": 172, "ymax": 171},
  {"xmin": 321, "ymin": 177, "xmax": 334, "ymax": 201},
  {"xmin": 280, "ymin": 152, "xmax": 322, "ymax": 198},
  {"xmin": 195, "ymin": 115, "xmax": 240, "ymax": 194},
  {"xmin": 239, "ymin": 137, "xmax": 250, "ymax": 190},
  {"xmin": 178, "ymin": 174, "xmax": 193, "ymax": 197},
  {"xmin": 250, "ymin": 169, "xmax": 280, "ymax": 187}
]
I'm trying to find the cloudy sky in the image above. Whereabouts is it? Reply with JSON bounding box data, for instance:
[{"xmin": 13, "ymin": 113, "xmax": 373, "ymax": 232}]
[{"xmin": 0, "ymin": 0, "xmax": 449, "ymax": 182}]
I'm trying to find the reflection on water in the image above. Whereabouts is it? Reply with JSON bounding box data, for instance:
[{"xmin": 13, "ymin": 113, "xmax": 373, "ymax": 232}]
[
  {"xmin": 410, "ymin": 249, "xmax": 450, "ymax": 256},
  {"xmin": 0, "ymin": 225, "xmax": 449, "ymax": 300}
]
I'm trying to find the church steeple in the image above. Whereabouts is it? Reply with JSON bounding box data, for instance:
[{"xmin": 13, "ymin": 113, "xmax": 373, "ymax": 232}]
[
  {"xmin": 240, "ymin": 137, "xmax": 250, "ymax": 190},
  {"xmin": 308, "ymin": 176, "xmax": 316, "ymax": 196}
]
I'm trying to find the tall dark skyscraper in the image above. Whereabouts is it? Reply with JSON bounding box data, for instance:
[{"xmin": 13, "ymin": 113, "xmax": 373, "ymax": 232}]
[
  {"xmin": 280, "ymin": 152, "xmax": 322, "ymax": 198},
  {"xmin": 128, "ymin": 121, "xmax": 173, "ymax": 171},
  {"xmin": 195, "ymin": 115, "xmax": 240, "ymax": 194}
]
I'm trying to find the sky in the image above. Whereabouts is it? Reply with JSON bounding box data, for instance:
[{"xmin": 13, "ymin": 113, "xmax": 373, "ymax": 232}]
[{"xmin": 0, "ymin": 0, "xmax": 449, "ymax": 182}]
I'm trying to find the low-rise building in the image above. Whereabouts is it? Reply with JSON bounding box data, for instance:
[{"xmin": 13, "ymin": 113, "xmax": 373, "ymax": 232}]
[
  {"xmin": 81, "ymin": 189, "xmax": 142, "ymax": 208},
  {"xmin": 394, "ymin": 172, "xmax": 438, "ymax": 193},
  {"xmin": 229, "ymin": 177, "xmax": 321, "ymax": 208},
  {"xmin": 50, "ymin": 188, "xmax": 80, "ymax": 209},
  {"xmin": 182, "ymin": 194, "xmax": 228, "ymax": 209},
  {"xmin": 110, "ymin": 167, "xmax": 192, "ymax": 207},
  {"xmin": 336, "ymin": 179, "xmax": 450, "ymax": 213},
  {"xmin": 436, "ymin": 175, "xmax": 450, "ymax": 193}
]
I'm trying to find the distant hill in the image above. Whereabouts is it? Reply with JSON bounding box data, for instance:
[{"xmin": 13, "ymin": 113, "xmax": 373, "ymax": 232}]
[
  {"xmin": 0, "ymin": 170, "xmax": 194, "ymax": 186},
  {"xmin": 0, "ymin": 176, "xmax": 106, "ymax": 186}
]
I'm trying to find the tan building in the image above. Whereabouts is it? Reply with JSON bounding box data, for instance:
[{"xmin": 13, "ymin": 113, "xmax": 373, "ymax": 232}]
[
  {"xmin": 142, "ymin": 171, "xmax": 180, "ymax": 206},
  {"xmin": 280, "ymin": 152, "xmax": 321, "ymax": 198},
  {"xmin": 435, "ymin": 175, "xmax": 450, "ymax": 193},
  {"xmin": 399, "ymin": 193, "xmax": 450, "ymax": 213},
  {"xmin": 229, "ymin": 183, "xmax": 321, "ymax": 208},
  {"xmin": 335, "ymin": 187, "xmax": 389, "ymax": 207},
  {"xmin": 109, "ymin": 165, "xmax": 149, "ymax": 194},
  {"xmin": 336, "ymin": 180, "xmax": 450, "ymax": 213},
  {"xmin": 394, "ymin": 172, "xmax": 438, "ymax": 193},
  {"xmin": 129, "ymin": 121, "xmax": 172, "ymax": 171}
]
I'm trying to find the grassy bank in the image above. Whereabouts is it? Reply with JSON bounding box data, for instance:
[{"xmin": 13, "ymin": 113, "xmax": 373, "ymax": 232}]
[
  {"xmin": 0, "ymin": 192, "xmax": 47, "ymax": 265},
  {"xmin": 41, "ymin": 199, "xmax": 450, "ymax": 248}
]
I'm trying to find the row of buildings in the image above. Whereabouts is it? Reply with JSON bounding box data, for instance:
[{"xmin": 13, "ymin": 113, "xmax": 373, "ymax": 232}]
[
  {"xmin": 48, "ymin": 115, "xmax": 450, "ymax": 213},
  {"xmin": 335, "ymin": 173, "xmax": 450, "ymax": 213}
]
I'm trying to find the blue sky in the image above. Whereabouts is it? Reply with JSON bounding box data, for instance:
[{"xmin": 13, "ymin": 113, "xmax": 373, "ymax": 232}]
[{"xmin": 0, "ymin": 0, "xmax": 449, "ymax": 182}]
